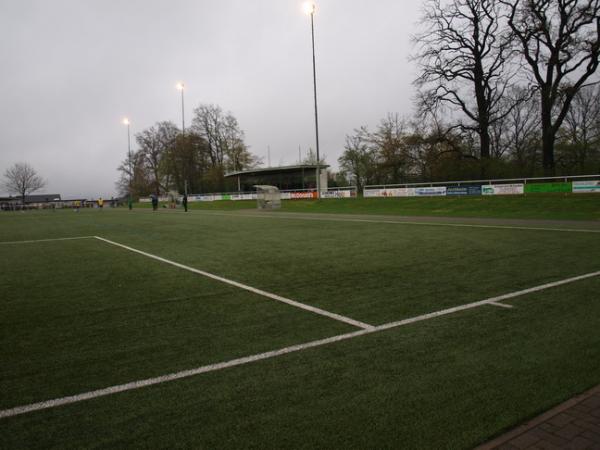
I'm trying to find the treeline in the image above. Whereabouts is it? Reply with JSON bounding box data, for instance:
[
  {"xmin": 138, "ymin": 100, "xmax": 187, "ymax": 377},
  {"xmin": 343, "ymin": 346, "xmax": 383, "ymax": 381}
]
[
  {"xmin": 338, "ymin": 0, "xmax": 600, "ymax": 189},
  {"xmin": 117, "ymin": 104, "xmax": 260, "ymax": 198}
]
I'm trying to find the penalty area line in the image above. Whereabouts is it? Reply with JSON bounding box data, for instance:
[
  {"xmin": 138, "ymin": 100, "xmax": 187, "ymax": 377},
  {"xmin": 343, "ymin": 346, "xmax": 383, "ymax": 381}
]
[
  {"xmin": 1, "ymin": 268, "xmax": 598, "ymax": 420},
  {"xmin": 93, "ymin": 236, "xmax": 374, "ymax": 331}
]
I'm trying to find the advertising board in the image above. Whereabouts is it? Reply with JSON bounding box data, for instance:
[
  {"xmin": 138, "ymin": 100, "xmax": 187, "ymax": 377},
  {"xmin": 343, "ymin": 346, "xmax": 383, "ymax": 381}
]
[
  {"xmin": 524, "ymin": 182, "xmax": 571, "ymax": 193},
  {"xmin": 414, "ymin": 187, "xmax": 447, "ymax": 196},
  {"xmin": 230, "ymin": 194, "xmax": 256, "ymax": 201},
  {"xmin": 363, "ymin": 188, "xmax": 416, "ymax": 197},
  {"xmin": 572, "ymin": 180, "xmax": 600, "ymax": 193},
  {"xmin": 446, "ymin": 186, "xmax": 482, "ymax": 196},
  {"xmin": 482, "ymin": 184, "xmax": 524, "ymax": 195},
  {"xmin": 290, "ymin": 191, "xmax": 317, "ymax": 199},
  {"xmin": 387, "ymin": 188, "xmax": 415, "ymax": 197},
  {"xmin": 320, "ymin": 190, "xmax": 354, "ymax": 199}
]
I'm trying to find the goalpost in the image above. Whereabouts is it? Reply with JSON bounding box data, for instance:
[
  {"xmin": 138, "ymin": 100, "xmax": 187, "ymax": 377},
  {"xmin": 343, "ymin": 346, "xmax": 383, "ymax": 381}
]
[{"xmin": 254, "ymin": 185, "xmax": 281, "ymax": 210}]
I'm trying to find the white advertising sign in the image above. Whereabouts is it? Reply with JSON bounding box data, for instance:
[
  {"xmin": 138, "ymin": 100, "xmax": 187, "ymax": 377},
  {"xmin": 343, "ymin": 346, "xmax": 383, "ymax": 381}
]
[
  {"xmin": 230, "ymin": 194, "xmax": 256, "ymax": 201},
  {"xmin": 364, "ymin": 187, "xmax": 450, "ymax": 198},
  {"xmin": 572, "ymin": 180, "xmax": 600, "ymax": 193},
  {"xmin": 320, "ymin": 190, "xmax": 354, "ymax": 199},
  {"xmin": 363, "ymin": 189, "xmax": 382, "ymax": 198},
  {"xmin": 482, "ymin": 184, "xmax": 524, "ymax": 195},
  {"xmin": 414, "ymin": 187, "xmax": 446, "ymax": 196}
]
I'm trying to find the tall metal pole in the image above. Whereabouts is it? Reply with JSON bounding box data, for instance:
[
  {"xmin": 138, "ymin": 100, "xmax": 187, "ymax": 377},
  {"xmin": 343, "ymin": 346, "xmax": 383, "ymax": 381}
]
[
  {"xmin": 127, "ymin": 121, "xmax": 133, "ymax": 210},
  {"xmin": 177, "ymin": 83, "xmax": 188, "ymax": 201},
  {"xmin": 310, "ymin": 7, "xmax": 321, "ymax": 198},
  {"xmin": 180, "ymin": 85, "xmax": 186, "ymax": 137}
]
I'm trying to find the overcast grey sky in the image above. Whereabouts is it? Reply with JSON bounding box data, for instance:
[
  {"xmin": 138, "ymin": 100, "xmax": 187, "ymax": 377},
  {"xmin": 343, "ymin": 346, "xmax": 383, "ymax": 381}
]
[{"xmin": 0, "ymin": 0, "xmax": 423, "ymax": 198}]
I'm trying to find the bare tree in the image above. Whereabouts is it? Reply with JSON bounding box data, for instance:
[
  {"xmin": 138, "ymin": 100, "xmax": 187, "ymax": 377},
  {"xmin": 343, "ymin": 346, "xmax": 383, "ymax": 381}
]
[
  {"xmin": 3, "ymin": 162, "xmax": 46, "ymax": 204},
  {"xmin": 191, "ymin": 104, "xmax": 227, "ymax": 167},
  {"xmin": 136, "ymin": 121, "xmax": 179, "ymax": 196},
  {"xmin": 557, "ymin": 84, "xmax": 600, "ymax": 172},
  {"xmin": 116, "ymin": 150, "xmax": 147, "ymax": 198},
  {"xmin": 191, "ymin": 104, "xmax": 256, "ymax": 173},
  {"xmin": 338, "ymin": 130, "xmax": 377, "ymax": 191},
  {"xmin": 370, "ymin": 114, "xmax": 415, "ymax": 183},
  {"xmin": 489, "ymin": 86, "xmax": 541, "ymax": 173},
  {"xmin": 414, "ymin": 0, "xmax": 515, "ymax": 168},
  {"xmin": 503, "ymin": 0, "xmax": 600, "ymax": 175},
  {"xmin": 221, "ymin": 114, "xmax": 261, "ymax": 172},
  {"xmin": 505, "ymin": 89, "xmax": 542, "ymax": 174}
]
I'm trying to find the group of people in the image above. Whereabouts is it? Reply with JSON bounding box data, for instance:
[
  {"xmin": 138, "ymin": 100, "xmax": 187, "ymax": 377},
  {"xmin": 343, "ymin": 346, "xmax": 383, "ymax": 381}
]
[{"xmin": 72, "ymin": 195, "xmax": 190, "ymax": 213}]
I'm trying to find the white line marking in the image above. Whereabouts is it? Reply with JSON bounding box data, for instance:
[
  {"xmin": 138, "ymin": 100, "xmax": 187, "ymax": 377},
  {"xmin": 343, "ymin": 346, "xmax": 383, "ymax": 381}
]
[
  {"xmin": 93, "ymin": 236, "xmax": 373, "ymax": 331},
  {"xmin": 0, "ymin": 329, "xmax": 370, "ymax": 420},
  {"xmin": 0, "ymin": 236, "xmax": 95, "ymax": 245},
  {"xmin": 375, "ymin": 270, "xmax": 600, "ymax": 332},
  {"xmin": 488, "ymin": 301, "xmax": 514, "ymax": 309},
  {"xmin": 195, "ymin": 211, "xmax": 600, "ymax": 234},
  {"xmin": 1, "ymin": 268, "xmax": 598, "ymax": 420}
]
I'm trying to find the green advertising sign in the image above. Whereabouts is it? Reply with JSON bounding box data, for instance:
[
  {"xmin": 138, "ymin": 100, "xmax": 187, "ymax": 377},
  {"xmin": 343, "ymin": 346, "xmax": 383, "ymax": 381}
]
[{"xmin": 524, "ymin": 182, "xmax": 572, "ymax": 193}]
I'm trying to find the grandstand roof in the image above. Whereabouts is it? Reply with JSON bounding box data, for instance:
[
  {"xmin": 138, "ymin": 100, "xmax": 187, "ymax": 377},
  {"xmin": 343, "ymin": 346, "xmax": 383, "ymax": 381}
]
[{"xmin": 225, "ymin": 164, "xmax": 329, "ymax": 178}]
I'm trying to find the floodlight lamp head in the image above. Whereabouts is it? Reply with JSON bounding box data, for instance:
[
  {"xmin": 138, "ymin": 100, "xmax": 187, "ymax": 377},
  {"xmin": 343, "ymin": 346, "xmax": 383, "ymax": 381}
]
[
  {"xmin": 302, "ymin": 2, "xmax": 316, "ymax": 15},
  {"xmin": 122, "ymin": 118, "xmax": 130, "ymax": 125},
  {"xmin": 176, "ymin": 82, "xmax": 185, "ymax": 91}
]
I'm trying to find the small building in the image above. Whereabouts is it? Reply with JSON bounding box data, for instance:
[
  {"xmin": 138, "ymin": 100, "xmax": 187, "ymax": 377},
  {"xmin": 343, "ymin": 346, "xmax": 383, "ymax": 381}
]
[
  {"xmin": 0, "ymin": 194, "xmax": 62, "ymax": 209},
  {"xmin": 225, "ymin": 164, "xmax": 329, "ymax": 192},
  {"xmin": 24, "ymin": 194, "xmax": 62, "ymax": 203}
]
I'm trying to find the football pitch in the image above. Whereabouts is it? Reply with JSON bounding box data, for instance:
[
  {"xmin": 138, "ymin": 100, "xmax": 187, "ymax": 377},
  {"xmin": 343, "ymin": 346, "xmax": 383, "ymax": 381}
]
[{"xmin": 1, "ymin": 207, "xmax": 599, "ymax": 449}]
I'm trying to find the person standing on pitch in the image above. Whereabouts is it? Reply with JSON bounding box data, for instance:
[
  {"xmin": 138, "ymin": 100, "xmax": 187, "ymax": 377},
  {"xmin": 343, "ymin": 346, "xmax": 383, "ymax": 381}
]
[
  {"xmin": 151, "ymin": 194, "xmax": 158, "ymax": 211},
  {"xmin": 182, "ymin": 193, "xmax": 188, "ymax": 212}
]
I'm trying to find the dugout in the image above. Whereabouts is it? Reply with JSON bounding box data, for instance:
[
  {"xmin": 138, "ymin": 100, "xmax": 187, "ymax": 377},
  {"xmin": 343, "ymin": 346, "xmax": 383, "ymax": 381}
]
[
  {"xmin": 254, "ymin": 185, "xmax": 281, "ymax": 209},
  {"xmin": 225, "ymin": 164, "xmax": 329, "ymax": 192}
]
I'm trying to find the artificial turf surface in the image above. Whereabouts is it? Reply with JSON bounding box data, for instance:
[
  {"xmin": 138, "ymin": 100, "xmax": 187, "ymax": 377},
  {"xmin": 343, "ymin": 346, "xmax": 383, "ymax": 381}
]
[
  {"xmin": 0, "ymin": 207, "xmax": 599, "ymax": 448},
  {"xmin": 144, "ymin": 193, "xmax": 600, "ymax": 221}
]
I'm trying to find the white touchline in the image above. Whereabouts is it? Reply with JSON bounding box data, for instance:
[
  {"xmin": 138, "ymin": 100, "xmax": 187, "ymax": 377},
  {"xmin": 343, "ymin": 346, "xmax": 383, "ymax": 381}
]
[
  {"xmin": 488, "ymin": 301, "xmax": 514, "ymax": 309},
  {"xmin": 1, "ymin": 268, "xmax": 598, "ymax": 420},
  {"xmin": 0, "ymin": 236, "xmax": 95, "ymax": 245},
  {"xmin": 195, "ymin": 211, "xmax": 600, "ymax": 234},
  {"xmin": 93, "ymin": 236, "xmax": 374, "ymax": 331}
]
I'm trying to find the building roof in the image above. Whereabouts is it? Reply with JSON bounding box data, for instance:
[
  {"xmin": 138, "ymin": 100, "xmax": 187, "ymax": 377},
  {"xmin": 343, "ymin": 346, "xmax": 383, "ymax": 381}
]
[
  {"xmin": 253, "ymin": 185, "xmax": 280, "ymax": 191},
  {"xmin": 225, "ymin": 164, "xmax": 330, "ymax": 178},
  {"xmin": 0, "ymin": 194, "xmax": 62, "ymax": 203}
]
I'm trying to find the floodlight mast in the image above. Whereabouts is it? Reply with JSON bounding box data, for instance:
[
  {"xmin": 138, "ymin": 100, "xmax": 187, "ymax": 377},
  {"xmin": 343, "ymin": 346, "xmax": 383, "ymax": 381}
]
[
  {"xmin": 176, "ymin": 82, "xmax": 185, "ymax": 136},
  {"xmin": 176, "ymin": 82, "xmax": 188, "ymax": 201},
  {"xmin": 123, "ymin": 118, "xmax": 133, "ymax": 210},
  {"xmin": 304, "ymin": 2, "xmax": 321, "ymax": 198}
]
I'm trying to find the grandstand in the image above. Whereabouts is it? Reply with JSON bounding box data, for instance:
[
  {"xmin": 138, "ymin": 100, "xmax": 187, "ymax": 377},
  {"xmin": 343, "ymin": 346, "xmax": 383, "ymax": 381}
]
[{"xmin": 225, "ymin": 164, "xmax": 329, "ymax": 192}]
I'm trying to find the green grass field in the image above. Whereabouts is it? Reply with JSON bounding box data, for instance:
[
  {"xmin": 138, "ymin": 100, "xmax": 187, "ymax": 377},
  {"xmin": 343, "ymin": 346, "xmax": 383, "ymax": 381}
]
[
  {"xmin": 1, "ymin": 203, "xmax": 599, "ymax": 448},
  {"xmin": 144, "ymin": 193, "xmax": 600, "ymax": 221}
]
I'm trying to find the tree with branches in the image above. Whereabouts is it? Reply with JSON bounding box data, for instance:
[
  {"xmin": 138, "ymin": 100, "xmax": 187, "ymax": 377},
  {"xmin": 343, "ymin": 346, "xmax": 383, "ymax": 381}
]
[
  {"xmin": 136, "ymin": 121, "xmax": 179, "ymax": 196},
  {"xmin": 556, "ymin": 84, "xmax": 600, "ymax": 172},
  {"xmin": 414, "ymin": 0, "xmax": 516, "ymax": 171},
  {"xmin": 3, "ymin": 162, "xmax": 46, "ymax": 204},
  {"xmin": 338, "ymin": 129, "xmax": 378, "ymax": 191},
  {"xmin": 502, "ymin": 0, "xmax": 600, "ymax": 175}
]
